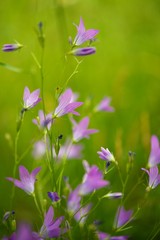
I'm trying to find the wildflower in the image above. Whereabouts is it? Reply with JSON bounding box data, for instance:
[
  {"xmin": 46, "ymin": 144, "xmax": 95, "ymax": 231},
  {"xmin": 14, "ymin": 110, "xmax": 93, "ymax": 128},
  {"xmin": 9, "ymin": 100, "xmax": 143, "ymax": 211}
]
[
  {"xmin": 69, "ymin": 47, "xmax": 96, "ymax": 56},
  {"xmin": 2, "ymin": 43, "xmax": 23, "ymax": 52},
  {"xmin": 32, "ymin": 140, "xmax": 46, "ymax": 159},
  {"xmin": 68, "ymin": 186, "xmax": 81, "ymax": 214},
  {"xmin": 96, "ymin": 232, "xmax": 128, "ymax": 240},
  {"xmin": 79, "ymin": 160, "xmax": 109, "ymax": 195},
  {"xmin": 33, "ymin": 110, "xmax": 52, "ymax": 130},
  {"xmin": 102, "ymin": 192, "xmax": 123, "ymax": 199},
  {"xmin": 39, "ymin": 206, "xmax": 65, "ymax": 238},
  {"xmin": 71, "ymin": 116, "xmax": 98, "ymax": 142},
  {"xmin": 148, "ymin": 135, "xmax": 160, "ymax": 167},
  {"xmin": 97, "ymin": 147, "xmax": 115, "ymax": 165},
  {"xmin": 6, "ymin": 166, "xmax": 41, "ymax": 195},
  {"xmin": 95, "ymin": 97, "xmax": 115, "ymax": 112},
  {"xmin": 141, "ymin": 166, "xmax": 160, "ymax": 190},
  {"xmin": 23, "ymin": 87, "xmax": 41, "ymax": 110},
  {"xmin": 48, "ymin": 192, "xmax": 60, "ymax": 202},
  {"xmin": 74, "ymin": 204, "xmax": 92, "ymax": 225},
  {"xmin": 114, "ymin": 206, "xmax": 133, "ymax": 229},
  {"xmin": 54, "ymin": 88, "xmax": 83, "ymax": 118},
  {"xmin": 73, "ymin": 17, "xmax": 99, "ymax": 46}
]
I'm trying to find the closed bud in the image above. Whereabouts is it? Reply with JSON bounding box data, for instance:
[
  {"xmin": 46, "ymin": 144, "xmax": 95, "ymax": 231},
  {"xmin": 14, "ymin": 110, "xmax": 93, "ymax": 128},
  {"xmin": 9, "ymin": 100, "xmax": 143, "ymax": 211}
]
[{"xmin": 69, "ymin": 47, "xmax": 96, "ymax": 56}]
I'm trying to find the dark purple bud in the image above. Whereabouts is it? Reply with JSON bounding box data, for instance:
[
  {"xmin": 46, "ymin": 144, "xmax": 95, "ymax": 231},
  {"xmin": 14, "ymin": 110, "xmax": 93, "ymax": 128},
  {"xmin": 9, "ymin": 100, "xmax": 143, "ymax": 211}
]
[
  {"xmin": 48, "ymin": 192, "xmax": 60, "ymax": 202},
  {"xmin": 2, "ymin": 43, "xmax": 23, "ymax": 52},
  {"xmin": 70, "ymin": 47, "xmax": 96, "ymax": 56}
]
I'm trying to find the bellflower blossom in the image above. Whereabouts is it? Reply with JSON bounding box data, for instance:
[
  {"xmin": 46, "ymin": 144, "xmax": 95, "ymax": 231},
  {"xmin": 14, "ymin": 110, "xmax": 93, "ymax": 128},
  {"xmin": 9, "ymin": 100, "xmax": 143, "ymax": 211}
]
[
  {"xmin": 54, "ymin": 88, "xmax": 83, "ymax": 118},
  {"xmin": 33, "ymin": 110, "xmax": 52, "ymax": 130},
  {"xmin": 70, "ymin": 47, "xmax": 96, "ymax": 56},
  {"xmin": 23, "ymin": 87, "xmax": 41, "ymax": 110},
  {"xmin": 71, "ymin": 117, "xmax": 98, "ymax": 142},
  {"xmin": 141, "ymin": 166, "xmax": 160, "ymax": 190},
  {"xmin": 97, "ymin": 147, "xmax": 115, "ymax": 164},
  {"xmin": 79, "ymin": 160, "xmax": 109, "ymax": 195},
  {"xmin": 73, "ymin": 17, "xmax": 99, "ymax": 46},
  {"xmin": 148, "ymin": 135, "xmax": 160, "ymax": 167},
  {"xmin": 68, "ymin": 186, "xmax": 81, "ymax": 214},
  {"xmin": 74, "ymin": 203, "xmax": 92, "ymax": 225},
  {"xmin": 38, "ymin": 206, "xmax": 65, "ymax": 238},
  {"xmin": 114, "ymin": 206, "xmax": 133, "ymax": 229},
  {"xmin": 2, "ymin": 43, "xmax": 23, "ymax": 52},
  {"xmin": 95, "ymin": 97, "xmax": 115, "ymax": 112},
  {"xmin": 6, "ymin": 166, "xmax": 41, "ymax": 195},
  {"xmin": 32, "ymin": 140, "xmax": 46, "ymax": 159}
]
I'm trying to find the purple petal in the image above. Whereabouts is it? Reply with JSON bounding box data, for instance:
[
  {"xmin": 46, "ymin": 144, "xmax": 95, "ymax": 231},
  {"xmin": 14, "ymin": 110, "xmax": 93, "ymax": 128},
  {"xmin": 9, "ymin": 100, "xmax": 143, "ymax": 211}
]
[
  {"xmin": 23, "ymin": 87, "xmax": 30, "ymax": 102},
  {"xmin": 6, "ymin": 177, "xmax": 24, "ymax": 191},
  {"xmin": 44, "ymin": 206, "xmax": 54, "ymax": 226},
  {"xmin": 115, "ymin": 206, "xmax": 133, "ymax": 228},
  {"xmin": 19, "ymin": 166, "xmax": 30, "ymax": 182},
  {"xmin": 30, "ymin": 167, "xmax": 41, "ymax": 179},
  {"xmin": 149, "ymin": 166, "xmax": 159, "ymax": 187}
]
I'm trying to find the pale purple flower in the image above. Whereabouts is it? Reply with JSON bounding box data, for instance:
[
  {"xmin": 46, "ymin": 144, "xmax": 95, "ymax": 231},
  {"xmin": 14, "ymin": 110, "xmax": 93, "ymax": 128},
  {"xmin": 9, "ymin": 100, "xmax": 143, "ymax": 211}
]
[
  {"xmin": 33, "ymin": 110, "xmax": 52, "ymax": 130},
  {"xmin": 95, "ymin": 97, "xmax": 115, "ymax": 112},
  {"xmin": 79, "ymin": 160, "xmax": 109, "ymax": 195},
  {"xmin": 114, "ymin": 206, "xmax": 133, "ymax": 229},
  {"xmin": 68, "ymin": 186, "xmax": 81, "ymax": 214},
  {"xmin": 2, "ymin": 43, "xmax": 23, "ymax": 52},
  {"xmin": 54, "ymin": 88, "xmax": 83, "ymax": 118},
  {"xmin": 142, "ymin": 166, "xmax": 160, "ymax": 190},
  {"xmin": 102, "ymin": 192, "xmax": 123, "ymax": 199},
  {"xmin": 48, "ymin": 192, "xmax": 60, "ymax": 202},
  {"xmin": 32, "ymin": 140, "xmax": 46, "ymax": 159},
  {"xmin": 74, "ymin": 204, "xmax": 92, "ymax": 225},
  {"xmin": 71, "ymin": 117, "xmax": 98, "ymax": 142},
  {"xmin": 39, "ymin": 206, "xmax": 65, "ymax": 238},
  {"xmin": 73, "ymin": 17, "xmax": 99, "ymax": 46},
  {"xmin": 53, "ymin": 140, "xmax": 83, "ymax": 160},
  {"xmin": 97, "ymin": 147, "xmax": 115, "ymax": 163},
  {"xmin": 148, "ymin": 135, "xmax": 160, "ymax": 167},
  {"xmin": 6, "ymin": 166, "xmax": 41, "ymax": 195},
  {"xmin": 23, "ymin": 87, "xmax": 41, "ymax": 110},
  {"xmin": 70, "ymin": 47, "xmax": 96, "ymax": 56},
  {"xmin": 96, "ymin": 231, "xmax": 128, "ymax": 240}
]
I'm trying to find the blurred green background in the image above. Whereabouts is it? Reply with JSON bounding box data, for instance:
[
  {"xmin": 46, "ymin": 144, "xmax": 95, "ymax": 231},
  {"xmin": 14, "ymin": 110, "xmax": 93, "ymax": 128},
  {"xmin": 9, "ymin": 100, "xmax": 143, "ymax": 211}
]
[{"xmin": 1, "ymin": 0, "xmax": 160, "ymax": 239}]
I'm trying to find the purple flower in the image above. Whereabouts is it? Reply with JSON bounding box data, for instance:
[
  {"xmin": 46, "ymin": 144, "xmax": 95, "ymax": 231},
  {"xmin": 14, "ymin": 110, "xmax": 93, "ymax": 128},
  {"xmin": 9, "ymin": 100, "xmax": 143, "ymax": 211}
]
[
  {"xmin": 53, "ymin": 140, "xmax": 83, "ymax": 160},
  {"xmin": 148, "ymin": 135, "xmax": 160, "ymax": 167},
  {"xmin": 33, "ymin": 110, "xmax": 52, "ymax": 130},
  {"xmin": 68, "ymin": 186, "xmax": 81, "ymax": 214},
  {"xmin": 79, "ymin": 160, "xmax": 109, "ymax": 195},
  {"xmin": 6, "ymin": 166, "xmax": 41, "ymax": 195},
  {"xmin": 39, "ymin": 206, "xmax": 65, "ymax": 238},
  {"xmin": 73, "ymin": 17, "xmax": 99, "ymax": 46},
  {"xmin": 71, "ymin": 117, "xmax": 98, "ymax": 142},
  {"xmin": 70, "ymin": 47, "xmax": 96, "ymax": 56},
  {"xmin": 54, "ymin": 88, "xmax": 83, "ymax": 118},
  {"xmin": 48, "ymin": 192, "xmax": 60, "ymax": 202},
  {"xmin": 97, "ymin": 147, "xmax": 115, "ymax": 163},
  {"xmin": 74, "ymin": 204, "xmax": 92, "ymax": 225},
  {"xmin": 114, "ymin": 206, "xmax": 133, "ymax": 229},
  {"xmin": 2, "ymin": 43, "xmax": 23, "ymax": 52},
  {"xmin": 141, "ymin": 166, "xmax": 160, "ymax": 190},
  {"xmin": 95, "ymin": 97, "xmax": 115, "ymax": 112},
  {"xmin": 23, "ymin": 87, "xmax": 41, "ymax": 110},
  {"xmin": 32, "ymin": 140, "xmax": 46, "ymax": 159},
  {"xmin": 96, "ymin": 232, "xmax": 128, "ymax": 240},
  {"xmin": 102, "ymin": 192, "xmax": 123, "ymax": 199}
]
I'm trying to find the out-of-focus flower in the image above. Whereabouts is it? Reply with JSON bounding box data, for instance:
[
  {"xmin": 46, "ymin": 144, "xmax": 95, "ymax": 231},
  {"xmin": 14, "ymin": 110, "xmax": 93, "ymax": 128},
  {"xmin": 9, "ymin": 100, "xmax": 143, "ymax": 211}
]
[
  {"xmin": 33, "ymin": 110, "xmax": 52, "ymax": 130},
  {"xmin": 48, "ymin": 192, "xmax": 60, "ymax": 202},
  {"xmin": 32, "ymin": 140, "xmax": 46, "ymax": 159},
  {"xmin": 6, "ymin": 166, "xmax": 41, "ymax": 195},
  {"xmin": 95, "ymin": 97, "xmax": 115, "ymax": 112},
  {"xmin": 102, "ymin": 192, "xmax": 123, "ymax": 199},
  {"xmin": 2, "ymin": 43, "xmax": 23, "ymax": 52},
  {"xmin": 74, "ymin": 203, "xmax": 92, "ymax": 225},
  {"xmin": 69, "ymin": 47, "xmax": 96, "ymax": 56},
  {"xmin": 38, "ymin": 206, "xmax": 65, "ymax": 238},
  {"xmin": 23, "ymin": 87, "xmax": 41, "ymax": 110},
  {"xmin": 71, "ymin": 117, "xmax": 98, "ymax": 142},
  {"xmin": 148, "ymin": 135, "xmax": 160, "ymax": 167},
  {"xmin": 73, "ymin": 17, "xmax": 99, "ymax": 46},
  {"xmin": 53, "ymin": 140, "xmax": 83, "ymax": 160},
  {"xmin": 97, "ymin": 147, "xmax": 115, "ymax": 163},
  {"xmin": 54, "ymin": 88, "xmax": 83, "ymax": 118},
  {"xmin": 141, "ymin": 166, "xmax": 160, "ymax": 190},
  {"xmin": 96, "ymin": 232, "xmax": 128, "ymax": 240},
  {"xmin": 68, "ymin": 186, "xmax": 81, "ymax": 214},
  {"xmin": 114, "ymin": 206, "xmax": 133, "ymax": 229},
  {"xmin": 79, "ymin": 160, "xmax": 109, "ymax": 195}
]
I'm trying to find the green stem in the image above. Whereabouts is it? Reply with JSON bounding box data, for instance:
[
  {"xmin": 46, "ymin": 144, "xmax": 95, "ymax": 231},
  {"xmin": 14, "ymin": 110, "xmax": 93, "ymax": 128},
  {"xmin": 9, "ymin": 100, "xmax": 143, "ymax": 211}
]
[{"xmin": 32, "ymin": 193, "xmax": 43, "ymax": 218}]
